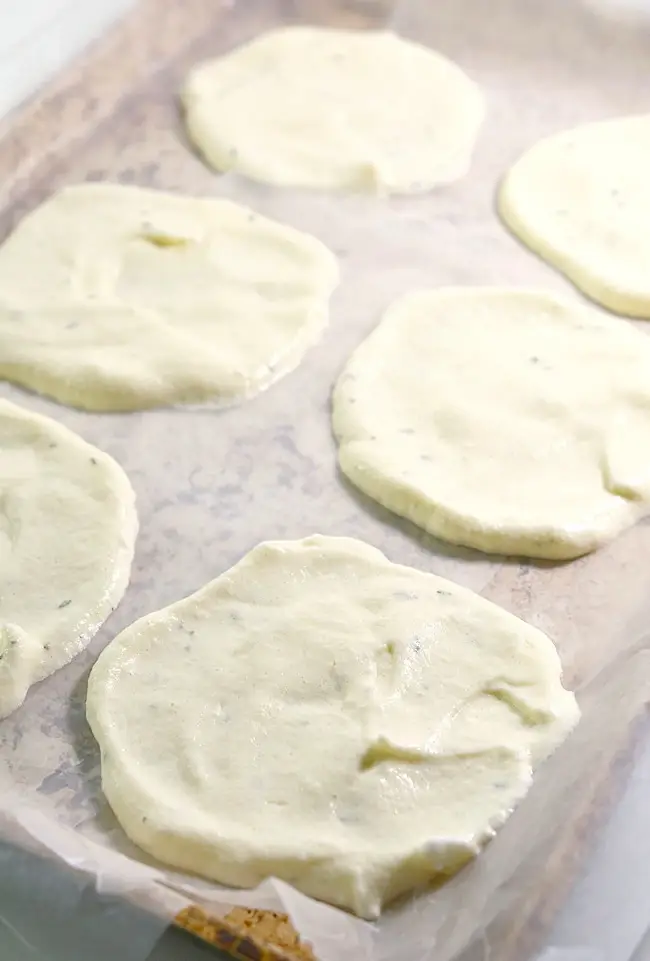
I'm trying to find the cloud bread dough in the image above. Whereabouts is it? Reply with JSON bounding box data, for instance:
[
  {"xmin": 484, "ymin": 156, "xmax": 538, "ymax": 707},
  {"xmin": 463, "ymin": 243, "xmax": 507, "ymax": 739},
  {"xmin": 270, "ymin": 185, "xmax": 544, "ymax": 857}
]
[
  {"xmin": 0, "ymin": 183, "xmax": 338, "ymax": 411},
  {"xmin": 0, "ymin": 399, "xmax": 137, "ymax": 718},
  {"xmin": 333, "ymin": 287, "xmax": 650, "ymax": 560},
  {"xmin": 182, "ymin": 27, "xmax": 484, "ymax": 194},
  {"xmin": 499, "ymin": 116, "xmax": 650, "ymax": 317},
  {"xmin": 86, "ymin": 535, "xmax": 578, "ymax": 919}
]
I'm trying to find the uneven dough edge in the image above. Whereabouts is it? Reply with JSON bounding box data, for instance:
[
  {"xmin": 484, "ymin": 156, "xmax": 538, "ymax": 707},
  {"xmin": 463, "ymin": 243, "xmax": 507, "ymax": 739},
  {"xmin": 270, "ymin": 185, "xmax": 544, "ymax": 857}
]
[
  {"xmin": 332, "ymin": 288, "xmax": 648, "ymax": 560},
  {"xmin": 83, "ymin": 755, "xmax": 523, "ymax": 920},
  {"xmin": 497, "ymin": 123, "xmax": 650, "ymax": 319},
  {"xmin": 181, "ymin": 91, "xmax": 483, "ymax": 197},
  {"xmin": 181, "ymin": 28, "xmax": 485, "ymax": 195},
  {"xmin": 0, "ymin": 299, "xmax": 334, "ymax": 414},
  {"xmin": 0, "ymin": 184, "xmax": 340, "ymax": 411},
  {"xmin": 335, "ymin": 443, "xmax": 640, "ymax": 561},
  {"xmin": 497, "ymin": 181, "xmax": 649, "ymax": 320},
  {"xmin": 34, "ymin": 452, "xmax": 138, "ymax": 687},
  {"xmin": 86, "ymin": 537, "xmax": 400, "ymax": 917},
  {"xmin": 87, "ymin": 535, "xmax": 579, "ymax": 917},
  {"xmin": 0, "ymin": 400, "xmax": 138, "ymax": 715}
]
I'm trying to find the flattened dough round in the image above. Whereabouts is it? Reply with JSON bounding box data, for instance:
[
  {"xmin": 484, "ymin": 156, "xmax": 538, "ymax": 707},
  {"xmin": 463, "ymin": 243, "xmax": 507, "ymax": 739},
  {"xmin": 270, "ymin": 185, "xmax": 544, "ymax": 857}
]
[
  {"xmin": 182, "ymin": 27, "xmax": 484, "ymax": 194},
  {"xmin": 0, "ymin": 184, "xmax": 338, "ymax": 411},
  {"xmin": 87, "ymin": 535, "xmax": 578, "ymax": 919},
  {"xmin": 0, "ymin": 399, "xmax": 137, "ymax": 718},
  {"xmin": 499, "ymin": 116, "xmax": 650, "ymax": 317},
  {"xmin": 333, "ymin": 288, "xmax": 650, "ymax": 559}
]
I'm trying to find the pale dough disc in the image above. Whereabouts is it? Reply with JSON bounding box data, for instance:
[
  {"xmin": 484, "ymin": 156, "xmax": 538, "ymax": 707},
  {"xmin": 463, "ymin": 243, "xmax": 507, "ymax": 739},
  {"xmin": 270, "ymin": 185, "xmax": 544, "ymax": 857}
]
[
  {"xmin": 87, "ymin": 535, "xmax": 578, "ymax": 919},
  {"xmin": 0, "ymin": 184, "xmax": 338, "ymax": 411},
  {"xmin": 0, "ymin": 399, "xmax": 137, "ymax": 718},
  {"xmin": 333, "ymin": 288, "xmax": 650, "ymax": 560},
  {"xmin": 182, "ymin": 27, "xmax": 484, "ymax": 194},
  {"xmin": 499, "ymin": 115, "xmax": 650, "ymax": 317}
]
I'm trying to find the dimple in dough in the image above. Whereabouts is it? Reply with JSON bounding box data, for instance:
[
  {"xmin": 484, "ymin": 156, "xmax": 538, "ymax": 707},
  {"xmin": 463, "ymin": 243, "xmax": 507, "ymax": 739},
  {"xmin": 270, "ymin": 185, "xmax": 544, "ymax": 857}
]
[
  {"xmin": 182, "ymin": 27, "xmax": 484, "ymax": 194},
  {"xmin": 86, "ymin": 535, "xmax": 578, "ymax": 919},
  {"xmin": 0, "ymin": 398, "xmax": 137, "ymax": 718},
  {"xmin": 333, "ymin": 287, "xmax": 650, "ymax": 560},
  {"xmin": 499, "ymin": 115, "xmax": 650, "ymax": 318},
  {"xmin": 0, "ymin": 183, "xmax": 338, "ymax": 411}
]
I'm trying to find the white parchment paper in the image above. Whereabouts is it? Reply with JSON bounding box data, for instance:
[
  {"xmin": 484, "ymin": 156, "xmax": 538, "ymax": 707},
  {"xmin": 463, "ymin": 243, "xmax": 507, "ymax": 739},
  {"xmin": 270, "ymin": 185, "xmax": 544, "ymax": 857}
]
[{"xmin": 0, "ymin": 1, "xmax": 649, "ymax": 959}]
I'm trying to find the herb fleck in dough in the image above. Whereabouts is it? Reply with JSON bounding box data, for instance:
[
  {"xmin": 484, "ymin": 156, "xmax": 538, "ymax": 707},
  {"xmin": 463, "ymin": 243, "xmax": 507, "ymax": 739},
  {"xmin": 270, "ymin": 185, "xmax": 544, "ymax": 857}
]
[
  {"xmin": 183, "ymin": 27, "xmax": 484, "ymax": 194},
  {"xmin": 87, "ymin": 535, "xmax": 578, "ymax": 919},
  {"xmin": 0, "ymin": 184, "xmax": 338, "ymax": 411},
  {"xmin": 499, "ymin": 115, "xmax": 650, "ymax": 317},
  {"xmin": 333, "ymin": 287, "xmax": 650, "ymax": 559},
  {"xmin": 0, "ymin": 399, "xmax": 137, "ymax": 718}
]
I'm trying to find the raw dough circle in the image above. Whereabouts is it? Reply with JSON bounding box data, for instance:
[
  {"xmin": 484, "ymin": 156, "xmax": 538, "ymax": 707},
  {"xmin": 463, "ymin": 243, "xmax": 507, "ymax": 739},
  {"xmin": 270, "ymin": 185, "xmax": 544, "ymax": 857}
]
[
  {"xmin": 87, "ymin": 535, "xmax": 577, "ymax": 919},
  {"xmin": 182, "ymin": 27, "xmax": 484, "ymax": 194},
  {"xmin": 0, "ymin": 184, "xmax": 338, "ymax": 411},
  {"xmin": 0, "ymin": 399, "xmax": 137, "ymax": 718},
  {"xmin": 499, "ymin": 116, "xmax": 650, "ymax": 318},
  {"xmin": 333, "ymin": 287, "xmax": 650, "ymax": 560}
]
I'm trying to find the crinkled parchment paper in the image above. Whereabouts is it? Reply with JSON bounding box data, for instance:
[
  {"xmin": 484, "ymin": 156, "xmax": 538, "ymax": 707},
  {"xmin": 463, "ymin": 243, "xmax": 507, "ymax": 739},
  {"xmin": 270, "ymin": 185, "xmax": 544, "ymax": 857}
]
[{"xmin": 0, "ymin": 0, "xmax": 650, "ymax": 959}]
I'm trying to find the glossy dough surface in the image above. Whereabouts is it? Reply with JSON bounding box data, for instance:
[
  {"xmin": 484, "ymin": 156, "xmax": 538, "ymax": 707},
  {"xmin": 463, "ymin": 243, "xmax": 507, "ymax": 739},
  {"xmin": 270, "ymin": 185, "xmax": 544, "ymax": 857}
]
[
  {"xmin": 0, "ymin": 184, "xmax": 338, "ymax": 410},
  {"xmin": 499, "ymin": 115, "xmax": 650, "ymax": 317},
  {"xmin": 333, "ymin": 288, "xmax": 650, "ymax": 559},
  {"xmin": 87, "ymin": 535, "xmax": 578, "ymax": 918},
  {"xmin": 0, "ymin": 399, "xmax": 137, "ymax": 718},
  {"xmin": 183, "ymin": 27, "xmax": 484, "ymax": 194}
]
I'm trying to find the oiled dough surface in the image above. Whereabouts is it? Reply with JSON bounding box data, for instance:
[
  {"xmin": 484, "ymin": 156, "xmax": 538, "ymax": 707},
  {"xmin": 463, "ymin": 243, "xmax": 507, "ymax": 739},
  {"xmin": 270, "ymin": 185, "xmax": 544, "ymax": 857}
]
[
  {"xmin": 183, "ymin": 27, "xmax": 484, "ymax": 194},
  {"xmin": 0, "ymin": 184, "xmax": 338, "ymax": 410},
  {"xmin": 87, "ymin": 535, "xmax": 577, "ymax": 919},
  {"xmin": 499, "ymin": 115, "xmax": 650, "ymax": 317},
  {"xmin": 0, "ymin": 399, "xmax": 137, "ymax": 718},
  {"xmin": 333, "ymin": 288, "xmax": 650, "ymax": 559}
]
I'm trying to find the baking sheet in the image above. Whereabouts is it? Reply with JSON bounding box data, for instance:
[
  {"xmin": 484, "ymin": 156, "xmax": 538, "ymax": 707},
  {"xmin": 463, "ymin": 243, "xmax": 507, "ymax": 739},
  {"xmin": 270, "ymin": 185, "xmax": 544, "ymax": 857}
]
[{"xmin": 0, "ymin": 0, "xmax": 650, "ymax": 959}]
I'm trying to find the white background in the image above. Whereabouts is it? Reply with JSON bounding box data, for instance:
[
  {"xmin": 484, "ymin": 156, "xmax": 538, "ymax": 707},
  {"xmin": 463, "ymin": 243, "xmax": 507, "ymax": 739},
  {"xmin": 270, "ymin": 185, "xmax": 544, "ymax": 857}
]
[{"xmin": 0, "ymin": 0, "xmax": 134, "ymax": 120}]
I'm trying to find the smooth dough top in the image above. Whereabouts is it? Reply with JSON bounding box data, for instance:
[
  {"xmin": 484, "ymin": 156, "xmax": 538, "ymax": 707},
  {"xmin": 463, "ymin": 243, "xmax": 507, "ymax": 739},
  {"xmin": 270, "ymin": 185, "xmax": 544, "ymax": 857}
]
[
  {"xmin": 0, "ymin": 183, "xmax": 338, "ymax": 411},
  {"xmin": 0, "ymin": 399, "xmax": 137, "ymax": 718},
  {"xmin": 333, "ymin": 287, "xmax": 650, "ymax": 560},
  {"xmin": 499, "ymin": 115, "xmax": 650, "ymax": 318},
  {"xmin": 87, "ymin": 535, "xmax": 578, "ymax": 919},
  {"xmin": 182, "ymin": 27, "xmax": 484, "ymax": 194}
]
